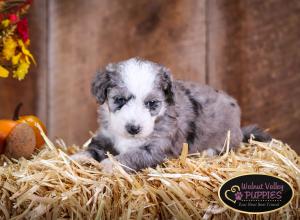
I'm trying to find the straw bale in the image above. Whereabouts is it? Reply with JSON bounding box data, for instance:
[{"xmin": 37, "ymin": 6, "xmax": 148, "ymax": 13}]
[{"xmin": 0, "ymin": 134, "xmax": 299, "ymax": 219}]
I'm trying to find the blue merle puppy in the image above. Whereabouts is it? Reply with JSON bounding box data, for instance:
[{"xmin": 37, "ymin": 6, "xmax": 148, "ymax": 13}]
[{"xmin": 71, "ymin": 58, "xmax": 270, "ymax": 173}]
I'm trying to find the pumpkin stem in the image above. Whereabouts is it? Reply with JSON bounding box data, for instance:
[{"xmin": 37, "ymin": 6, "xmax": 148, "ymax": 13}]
[{"xmin": 13, "ymin": 102, "xmax": 23, "ymax": 120}]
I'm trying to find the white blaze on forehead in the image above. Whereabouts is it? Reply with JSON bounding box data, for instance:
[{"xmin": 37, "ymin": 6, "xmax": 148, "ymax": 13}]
[{"xmin": 120, "ymin": 59, "xmax": 156, "ymax": 99}]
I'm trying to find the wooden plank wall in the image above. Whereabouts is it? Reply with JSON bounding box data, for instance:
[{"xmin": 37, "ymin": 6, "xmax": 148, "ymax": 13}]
[
  {"xmin": 0, "ymin": 74, "xmax": 36, "ymax": 119},
  {"xmin": 0, "ymin": 0, "xmax": 299, "ymax": 152},
  {"xmin": 47, "ymin": 0, "xmax": 206, "ymax": 144},
  {"xmin": 207, "ymin": 0, "xmax": 300, "ymax": 149}
]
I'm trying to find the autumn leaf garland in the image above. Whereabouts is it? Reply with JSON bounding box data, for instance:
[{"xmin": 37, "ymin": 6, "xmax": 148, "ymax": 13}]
[{"xmin": 0, "ymin": 0, "xmax": 35, "ymax": 80}]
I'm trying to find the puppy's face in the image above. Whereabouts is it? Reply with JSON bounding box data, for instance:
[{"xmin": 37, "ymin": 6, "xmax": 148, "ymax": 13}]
[{"xmin": 92, "ymin": 58, "xmax": 174, "ymax": 139}]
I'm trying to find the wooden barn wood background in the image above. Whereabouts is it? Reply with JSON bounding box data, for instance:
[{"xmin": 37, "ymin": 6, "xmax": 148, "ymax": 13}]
[{"xmin": 0, "ymin": 0, "xmax": 299, "ymax": 152}]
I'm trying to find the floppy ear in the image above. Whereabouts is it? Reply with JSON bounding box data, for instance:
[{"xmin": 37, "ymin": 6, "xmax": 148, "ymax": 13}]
[
  {"xmin": 91, "ymin": 64, "xmax": 118, "ymax": 104},
  {"xmin": 91, "ymin": 70, "xmax": 110, "ymax": 104},
  {"xmin": 160, "ymin": 67, "xmax": 175, "ymax": 105}
]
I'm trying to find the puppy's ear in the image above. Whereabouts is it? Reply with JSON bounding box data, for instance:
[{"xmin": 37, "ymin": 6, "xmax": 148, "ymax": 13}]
[
  {"xmin": 160, "ymin": 67, "xmax": 175, "ymax": 105},
  {"xmin": 91, "ymin": 64, "xmax": 116, "ymax": 104}
]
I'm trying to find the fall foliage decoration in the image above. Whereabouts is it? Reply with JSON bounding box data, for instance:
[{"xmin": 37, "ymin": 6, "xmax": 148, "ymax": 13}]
[{"xmin": 0, "ymin": 0, "xmax": 35, "ymax": 80}]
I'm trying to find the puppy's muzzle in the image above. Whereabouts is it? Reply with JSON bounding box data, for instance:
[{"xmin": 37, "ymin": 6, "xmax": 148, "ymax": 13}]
[{"xmin": 126, "ymin": 124, "xmax": 141, "ymax": 135}]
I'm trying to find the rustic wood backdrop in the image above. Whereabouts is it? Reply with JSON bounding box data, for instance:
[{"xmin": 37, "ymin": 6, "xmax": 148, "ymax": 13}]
[{"xmin": 0, "ymin": 0, "xmax": 299, "ymax": 153}]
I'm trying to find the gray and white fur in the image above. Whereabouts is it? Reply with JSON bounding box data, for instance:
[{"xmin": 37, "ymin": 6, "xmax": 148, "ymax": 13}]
[{"xmin": 72, "ymin": 58, "xmax": 271, "ymax": 172}]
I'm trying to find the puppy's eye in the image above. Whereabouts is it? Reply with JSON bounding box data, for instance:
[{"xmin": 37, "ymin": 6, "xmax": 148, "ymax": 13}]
[
  {"xmin": 114, "ymin": 97, "xmax": 127, "ymax": 106},
  {"xmin": 145, "ymin": 100, "xmax": 159, "ymax": 110}
]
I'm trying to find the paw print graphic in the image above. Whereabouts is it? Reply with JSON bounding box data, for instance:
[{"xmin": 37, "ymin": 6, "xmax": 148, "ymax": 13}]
[{"xmin": 235, "ymin": 192, "xmax": 243, "ymax": 201}]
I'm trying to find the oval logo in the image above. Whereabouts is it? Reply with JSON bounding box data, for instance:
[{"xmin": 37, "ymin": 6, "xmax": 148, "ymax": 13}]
[{"xmin": 218, "ymin": 174, "xmax": 294, "ymax": 214}]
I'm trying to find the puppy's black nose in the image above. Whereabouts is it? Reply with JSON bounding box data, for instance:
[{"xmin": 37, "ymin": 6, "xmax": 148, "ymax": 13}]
[{"xmin": 126, "ymin": 124, "xmax": 141, "ymax": 135}]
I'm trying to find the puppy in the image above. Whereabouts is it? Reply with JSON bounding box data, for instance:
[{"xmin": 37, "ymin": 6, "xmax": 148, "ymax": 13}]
[{"xmin": 72, "ymin": 58, "xmax": 270, "ymax": 172}]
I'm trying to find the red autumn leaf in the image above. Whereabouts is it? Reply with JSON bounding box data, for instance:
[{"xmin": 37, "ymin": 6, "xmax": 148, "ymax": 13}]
[
  {"xmin": 17, "ymin": 18, "xmax": 29, "ymax": 42},
  {"xmin": 9, "ymin": 14, "xmax": 19, "ymax": 23}
]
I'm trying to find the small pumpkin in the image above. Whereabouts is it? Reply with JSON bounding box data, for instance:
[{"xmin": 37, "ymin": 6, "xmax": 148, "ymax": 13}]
[
  {"xmin": 0, "ymin": 120, "xmax": 18, "ymax": 154},
  {"xmin": 0, "ymin": 103, "xmax": 47, "ymax": 158}
]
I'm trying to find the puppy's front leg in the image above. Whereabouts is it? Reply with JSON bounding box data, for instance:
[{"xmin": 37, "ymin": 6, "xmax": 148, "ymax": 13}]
[
  {"xmin": 112, "ymin": 139, "xmax": 173, "ymax": 172},
  {"xmin": 71, "ymin": 133, "xmax": 117, "ymax": 163}
]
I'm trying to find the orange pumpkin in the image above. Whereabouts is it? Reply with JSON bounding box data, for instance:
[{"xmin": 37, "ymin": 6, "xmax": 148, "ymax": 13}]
[
  {"xmin": 0, "ymin": 120, "xmax": 18, "ymax": 153},
  {"xmin": 0, "ymin": 120, "xmax": 18, "ymax": 139},
  {"xmin": 0, "ymin": 103, "xmax": 47, "ymax": 154}
]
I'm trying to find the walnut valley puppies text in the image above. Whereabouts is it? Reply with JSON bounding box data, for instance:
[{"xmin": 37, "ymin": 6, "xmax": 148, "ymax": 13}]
[
  {"xmin": 218, "ymin": 174, "xmax": 294, "ymax": 214},
  {"xmin": 240, "ymin": 181, "xmax": 283, "ymax": 200}
]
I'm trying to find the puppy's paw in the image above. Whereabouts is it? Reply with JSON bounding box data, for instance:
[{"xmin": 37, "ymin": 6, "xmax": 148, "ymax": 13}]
[
  {"xmin": 70, "ymin": 151, "xmax": 94, "ymax": 163},
  {"xmin": 203, "ymin": 148, "xmax": 218, "ymax": 157},
  {"xmin": 100, "ymin": 158, "xmax": 115, "ymax": 174}
]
